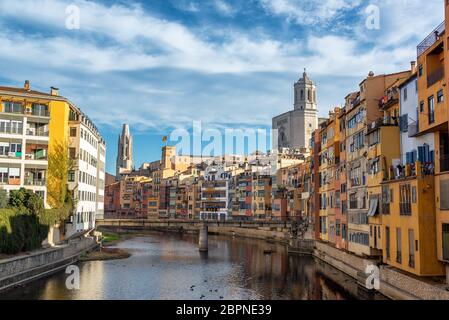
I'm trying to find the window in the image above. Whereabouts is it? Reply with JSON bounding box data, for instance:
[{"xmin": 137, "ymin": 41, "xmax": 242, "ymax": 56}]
[
  {"xmin": 403, "ymin": 87, "xmax": 408, "ymax": 101},
  {"xmin": 411, "ymin": 186, "xmax": 417, "ymax": 203},
  {"xmin": 68, "ymin": 170, "xmax": 75, "ymax": 182},
  {"xmin": 396, "ymin": 227, "xmax": 402, "ymax": 264},
  {"xmin": 31, "ymin": 103, "xmax": 48, "ymax": 116},
  {"xmin": 336, "ymin": 219, "xmax": 341, "ymax": 237},
  {"xmin": 408, "ymin": 229, "xmax": 415, "ymax": 268},
  {"xmin": 443, "ymin": 224, "xmax": 449, "ymax": 261},
  {"xmin": 399, "ymin": 184, "xmax": 412, "ymax": 215},
  {"xmin": 386, "ymin": 226, "xmax": 391, "ymax": 260},
  {"xmin": 368, "ymin": 130, "xmax": 380, "ymax": 146},
  {"xmin": 441, "ymin": 179, "xmax": 449, "ymax": 210},
  {"xmin": 437, "ymin": 89, "xmax": 444, "ymax": 103},
  {"xmin": 418, "ymin": 65, "xmax": 423, "ymax": 77},
  {"xmin": 3, "ymin": 101, "xmax": 23, "ymax": 113},
  {"xmin": 428, "ymin": 95, "xmax": 435, "ymax": 124},
  {"xmin": 70, "ymin": 127, "xmax": 77, "ymax": 137},
  {"xmin": 381, "ymin": 185, "xmax": 390, "ymax": 214},
  {"xmin": 420, "ymin": 101, "xmax": 424, "ymax": 113},
  {"xmin": 69, "ymin": 148, "xmax": 76, "ymax": 159}
]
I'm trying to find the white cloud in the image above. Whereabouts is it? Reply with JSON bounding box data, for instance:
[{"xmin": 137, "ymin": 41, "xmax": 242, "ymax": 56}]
[
  {"xmin": 259, "ymin": 0, "xmax": 363, "ymax": 25},
  {"xmin": 0, "ymin": 0, "xmax": 440, "ymax": 134},
  {"xmin": 213, "ymin": 0, "xmax": 234, "ymax": 16}
]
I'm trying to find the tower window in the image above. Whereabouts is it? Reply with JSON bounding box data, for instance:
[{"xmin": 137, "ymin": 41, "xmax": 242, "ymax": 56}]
[
  {"xmin": 301, "ymin": 90, "xmax": 304, "ymax": 100},
  {"xmin": 308, "ymin": 90, "xmax": 311, "ymax": 101}
]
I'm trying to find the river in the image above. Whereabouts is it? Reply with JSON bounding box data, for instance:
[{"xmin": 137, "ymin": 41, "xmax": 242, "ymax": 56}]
[{"xmin": 0, "ymin": 232, "xmax": 384, "ymax": 300}]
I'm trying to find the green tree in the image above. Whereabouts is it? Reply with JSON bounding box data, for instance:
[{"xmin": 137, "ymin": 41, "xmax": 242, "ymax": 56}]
[
  {"xmin": 46, "ymin": 140, "xmax": 76, "ymax": 225},
  {"xmin": 0, "ymin": 187, "xmax": 8, "ymax": 209},
  {"xmin": 8, "ymin": 188, "xmax": 44, "ymax": 216}
]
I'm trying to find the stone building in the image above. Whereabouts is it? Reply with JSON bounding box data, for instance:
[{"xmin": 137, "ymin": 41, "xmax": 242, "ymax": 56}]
[{"xmin": 272, "ymin": 70, "xmax": 319, "ymax": 151}]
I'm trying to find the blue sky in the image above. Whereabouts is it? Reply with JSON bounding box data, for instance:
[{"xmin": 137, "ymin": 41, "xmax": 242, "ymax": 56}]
[{"xmin": 0, "ymin": 0, "xmax": 444, "ymax": 174}]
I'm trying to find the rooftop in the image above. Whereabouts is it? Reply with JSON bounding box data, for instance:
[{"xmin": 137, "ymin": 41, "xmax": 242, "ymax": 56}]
[{"xmin": 417, "ymin": 21, "xmax": 445, "ymax": 57}]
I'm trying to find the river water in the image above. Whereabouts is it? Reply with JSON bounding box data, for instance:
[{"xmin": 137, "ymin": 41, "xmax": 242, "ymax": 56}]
[{"xmin": 0, "ymin": 232, "xmax": 383, "ymax": 300}]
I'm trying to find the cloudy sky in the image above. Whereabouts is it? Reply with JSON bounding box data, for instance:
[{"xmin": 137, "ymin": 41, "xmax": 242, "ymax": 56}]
[{"xmin": 0, "ymin": 0, "xmax": 444, "ymax": 173}]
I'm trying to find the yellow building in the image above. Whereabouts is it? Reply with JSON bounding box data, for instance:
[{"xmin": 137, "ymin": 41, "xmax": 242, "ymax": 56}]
[
  {"xmin": 318, "ymin": 108, "xmax": 341, "ymax": 244},
  {"xmin": 0, "ymin": 81, "xmax": 106, "ymax": 238}
]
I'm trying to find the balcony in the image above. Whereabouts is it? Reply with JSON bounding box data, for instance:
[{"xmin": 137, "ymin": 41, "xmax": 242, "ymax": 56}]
[
  {"xmin": 0, "ymin": 152, "xmax": 21, "ymax": 159},
  {"xmin": 0, "ymin": 124, "xmax": 23, "ymax": 135},
  {"xmin": 417, "ymin": 21, "xmax": 445, "ymax": 57},
  {"xmin": 26, "ymin": 128, "xmax": 49, "ymax": 137},
  {"xmin": 28, "ymin": 109, "xmax": 50, "ymax": 117},
  {"xmin": 25, "ymin": 178, "xmax": 46, "ymax": 186},
  {"xmin": 25, "ymin": 150, "xmax": 48, "ymax": 161},
  {"xmin": 379, "ymin": 93, "xmax": 399, "ymax": 111},
  {"xmin": 427, "ymin": 67, "xmax": 445, "ymax": 88},
  {"xmin": 367, "ymin": 116, "xmax": 398, "ymax": 133}
]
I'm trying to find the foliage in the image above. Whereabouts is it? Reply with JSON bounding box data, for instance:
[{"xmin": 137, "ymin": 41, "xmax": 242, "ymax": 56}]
[
  {"xmin": 9, "ymin": 188, "xmax": 45, "ymax": 217},
  {"xmin": 47, "ymin": 140, "xmax": 71, "ymax": 209},
  {"xmin": 0, "ymin": 191, "xmax": 49, "ymax": 254},
  {"xmin": 46, "ymin": 140, "xmax": 76, "ymax": 225},
  {"xmin": 102, "ymin": 232, "xmax": 121, "ymax": 244},
  {"xmin": 0, "ymin": 188, "xmax": 8, "ymax": 209}
]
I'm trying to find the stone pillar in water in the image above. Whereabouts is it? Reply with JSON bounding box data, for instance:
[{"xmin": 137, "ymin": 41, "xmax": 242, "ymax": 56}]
[{"xmin": 199, "ymin": 224, "xmax": 208, "ymax": 252}]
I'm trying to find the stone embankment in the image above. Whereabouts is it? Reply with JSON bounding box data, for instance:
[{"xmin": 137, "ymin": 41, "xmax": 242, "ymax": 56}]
[{"xmin": 0, "ymin": 236, "xmax": 98, "ymax": 292}]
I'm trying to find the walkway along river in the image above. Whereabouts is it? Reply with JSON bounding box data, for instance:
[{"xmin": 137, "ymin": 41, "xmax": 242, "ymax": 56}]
[{"xmin": 0, "ymin": 231, "xmax": 386, "ymax": 300}]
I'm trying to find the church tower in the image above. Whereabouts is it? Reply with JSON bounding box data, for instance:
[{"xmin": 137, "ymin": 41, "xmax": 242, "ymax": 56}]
[
  {"xmin": 116, "ymin": 124, "xmax": 133, "ymax": 179},
  {"xmin": 272, "ymin": 69, "xmax": 319, "ymax": 151}
]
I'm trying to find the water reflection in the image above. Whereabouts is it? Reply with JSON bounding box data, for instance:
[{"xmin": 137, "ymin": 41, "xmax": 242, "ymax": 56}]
[{"xmin": 0, "ymin": 232, "xmax": 382, "ymax": 300}]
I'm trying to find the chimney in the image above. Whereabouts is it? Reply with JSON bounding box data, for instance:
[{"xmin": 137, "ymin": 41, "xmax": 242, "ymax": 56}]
[
  {"xmin": 411, "ymin": 61, "xmax": 417, "ymax": 73},
  {"xmin": 24, "ymin": 80, "xmax": 30, "ymax": 91},
  {"xmin": 50, "ymin": 86, "xmax": 59, "ymax": 96}
]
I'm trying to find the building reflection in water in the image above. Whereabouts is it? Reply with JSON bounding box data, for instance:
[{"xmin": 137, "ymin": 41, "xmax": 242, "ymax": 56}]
[{"xmin": 0, "ymin": 232, "xmax": 384, "ymax": 300}]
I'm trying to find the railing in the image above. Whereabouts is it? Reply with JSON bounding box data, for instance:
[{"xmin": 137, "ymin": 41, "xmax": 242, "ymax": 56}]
[
  {"xmin": 25, "ymin": 178, "xmax": 46, "ymax": 186},
  {"xmin": 368, "ymin": 116, "xmax": 398, "ymax": 132},
  {"xmin": 427, "ymin": 67, "xmax": 444, "ymax": 87},
  {"xmin": 25, "ymin": 153, "xmax": 48, "ymax": 161},
  {"xmin": 0, "ymin": 152, "xmax": 21, "ymax": 159},
  {"xmin": 400, "ymin": 202, "xmax": 412, "ymax": 216},
  {"xmin": 388, "ymin": 161, "xmax": 435, "ymax": 180},
  {"xmin": 3, "ymin": 108, "xmax": 50, "ymax": 118},
  {"xmin": 417, "ymin": 21, "xmax": 445, "ymax": 56},
  {"xmin": 0, "ymin": 125, "xmax": 23, "ymax": 135},
  {"xmin": 26, "ymin": 129, "xmax": 49, "ymax": 137},
  {"xmin": 30, "ymin": 110, "xmax": 50, "ymax": 117}
]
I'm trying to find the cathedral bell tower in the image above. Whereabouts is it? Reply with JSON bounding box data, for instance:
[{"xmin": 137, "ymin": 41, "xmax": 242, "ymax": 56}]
[{"xmin": 272, "ymin": 68, "xmax": 319, "ymax": 151}]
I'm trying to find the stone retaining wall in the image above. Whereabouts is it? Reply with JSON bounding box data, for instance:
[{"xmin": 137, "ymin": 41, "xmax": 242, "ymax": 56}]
[{"xmin": 0, "ymin": 237, "xmax": 98, "ymax": 292}]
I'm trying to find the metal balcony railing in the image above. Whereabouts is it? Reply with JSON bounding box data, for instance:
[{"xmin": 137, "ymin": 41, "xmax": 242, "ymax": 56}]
[
  {"xmin": 26, "ymin": 129, "xmax": 49, "ymax": 137},
  {"xmin": 0, "ymin": 125, "xmax": 23, "ymax": 135},
  {"xmin": 417, "ymin": 21, "xmax": 445, "ymax": 56},
  {"xmin": 25, "ymin": 178, "xmax": 46, "ymax": 186}
]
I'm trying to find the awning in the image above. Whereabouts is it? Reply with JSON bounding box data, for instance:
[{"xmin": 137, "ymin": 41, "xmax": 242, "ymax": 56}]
[{"xmin": 367, "ymin": 197, "xmax": 379, "ymax": 217}]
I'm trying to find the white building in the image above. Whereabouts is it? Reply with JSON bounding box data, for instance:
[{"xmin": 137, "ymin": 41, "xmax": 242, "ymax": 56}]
[
  {"xmin": 399, "ymin": 73, "xmax": 435, "ymax": 167},
  {"xmin": 200, "ymin": 163, "xmax": 231, "ymax": 221},
  {"xmin": 67, "ymin": 107, "xmax": 106, "ymax": 236},
  {"xmin": 272, "ymin": 70, "xmax": 319, "ymax": 151}
]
